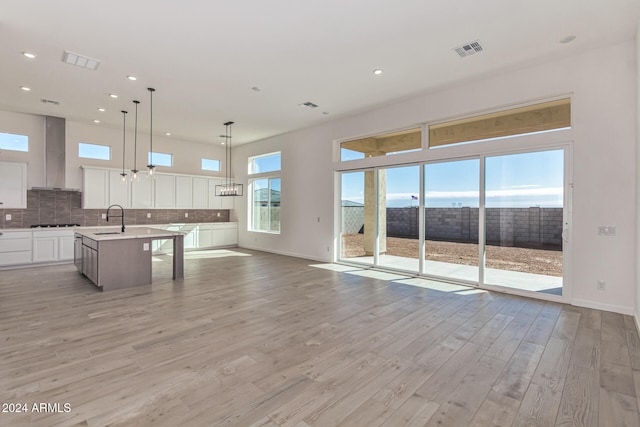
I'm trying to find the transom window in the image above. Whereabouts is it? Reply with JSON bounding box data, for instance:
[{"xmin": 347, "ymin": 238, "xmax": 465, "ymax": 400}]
[
  {"xmin": 79, "ymin": 142, "xmax": 110, "ymax": 160},
  {"xmin": 148, "ymin": 151, "xmax": 172, "ymax": 167},
  {"xmin": 0, "ymin": 132, "xmax": 29, "ymax": 152},
  {"xmin": 201, "ymin": 158, "xmax": 220, "ymax": 171},
  {"xmin": 340, "ymin": 128, "xmax": 421, "ymax": 161}
]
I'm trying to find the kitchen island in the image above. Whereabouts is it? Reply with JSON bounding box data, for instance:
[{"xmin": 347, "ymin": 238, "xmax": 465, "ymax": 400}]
[{"xmin": 74, "ymin": 227, "xmax": 184, "ymax": 291}]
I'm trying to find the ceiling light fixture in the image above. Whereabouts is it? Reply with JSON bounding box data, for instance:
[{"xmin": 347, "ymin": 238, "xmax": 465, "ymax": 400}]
[
  {"xmin": 97, "ymin": 108, "xmax": 105, "ymax": 112},
  {"xmin": 93, "ymin": 119, "xmax": 100, "ymax": 124},
  {"xmin": 373, "ymin": 69, "xmax": 383, "ymax": 75},
  {"xmin": 165, "ymin": 132, "xmax": 171, "ymax": 136},
  {"xmin": 215, "ymin": 121, "xmax": 243, "ymax": 197},
  {"xmin": 22, "ymin": 52, "xmax": 36, "ymax": 59},
  {"xmin": 131, "ymin": 100, "xmax": 140, "ymax": 179},
  {"xmin": 120, "ymin": 110, "xmax": 128, "ymax": 182},
  {"xmin": 127, "ymin": 75, "xmax": 137, "ymax": 81},
  {"xmin": 20, "ymin": 86, "xmax": 31, "ymax": 91},
  {"xmin": 146, "ymin": 87, "xmax": 156, "ymax": 176},
  {"xmin": 109, "ymin": 94, "xmax": 118, "ymax": 99}
]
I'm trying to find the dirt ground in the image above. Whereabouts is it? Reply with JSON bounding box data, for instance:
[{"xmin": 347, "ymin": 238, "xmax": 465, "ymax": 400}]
[{"xmin": 342, "ymin": 234, "xmax": 562, "ymax": 277}]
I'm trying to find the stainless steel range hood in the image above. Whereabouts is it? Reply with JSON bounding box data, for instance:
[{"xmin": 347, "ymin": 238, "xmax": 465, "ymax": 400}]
[{"xmin": 31, "ymin": 116, "xmax": 80, "ymax": 191}]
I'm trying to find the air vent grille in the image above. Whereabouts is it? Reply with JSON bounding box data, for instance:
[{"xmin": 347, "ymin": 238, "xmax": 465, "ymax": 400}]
[
  {"xmin": 454, "ymin": 41, "xmax": 484, "ymax": 58},
  {"xmin": 299, "ymin": 101, "xmax": 318, "ymax": 109},
  {"xmin": 41, "ymin": 99, "xmax": 60, "ymax": 106},
  {"xmin": 62, "ymin": 50, "xmax": 100, "ymax": 70}
]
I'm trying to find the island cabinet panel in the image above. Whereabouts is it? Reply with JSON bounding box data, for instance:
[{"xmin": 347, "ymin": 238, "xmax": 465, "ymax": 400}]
[{"xmin": 97, "ymin": 238, "xmax": 152, "ymax": 290}]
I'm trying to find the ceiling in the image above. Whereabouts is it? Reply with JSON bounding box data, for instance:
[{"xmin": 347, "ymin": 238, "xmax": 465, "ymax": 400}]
[{"xmin": 1, "ymin": 0, "xmax": 638, "ymax": 146}]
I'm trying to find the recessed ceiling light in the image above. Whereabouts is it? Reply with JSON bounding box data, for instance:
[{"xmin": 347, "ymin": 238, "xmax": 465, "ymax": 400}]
[
  {"xmin": 20, "ymin": 86, "xmax": 31, "ymax": 91},
  {"xmin": 97, "ymin": 108, "xmax": 105, "ymax": 112},
  {"xmin": 93, "ymin": 119, "xmax": 100, "ymax": 123},
  {"xmin": 560, "ymin": 35, "xmax": 576, "ymax": 44},
  {"xmin": 127, "ymin": 75, "xmax": 137, "ymax": 81},
  {"xmin": 373, "ymin": 69, "xmax": 383, "ymax": 75},
  {"xmin": 109, "ymin": 94, "xmax": 118, "ymax": 99},
  {"xmin": 22, "ymin": 52, "xmax": 36, "ymax": 59},
  {"xmin": 323, "ymin": 112, "xmax": 330, "ymax": 115},
  {"xmin": 165, "ymin": 132, "xmax": 171, "ymax": 136}
]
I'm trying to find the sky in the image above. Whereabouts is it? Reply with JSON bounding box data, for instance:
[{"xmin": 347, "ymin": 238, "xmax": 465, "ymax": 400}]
[{"xmin": 341, "ymin": 149, "xmax": 564, "ymax": 208}]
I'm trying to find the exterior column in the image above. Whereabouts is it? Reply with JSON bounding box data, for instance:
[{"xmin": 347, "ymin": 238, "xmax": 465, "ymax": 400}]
[{"xmin": 364, "ymin": 169, "xmax": 386, "ymax": 256}]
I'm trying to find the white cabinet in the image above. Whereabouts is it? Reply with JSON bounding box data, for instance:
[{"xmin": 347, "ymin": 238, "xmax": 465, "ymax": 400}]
[
  {"xmin": 131, "ymin": 172, "xmax": 153, "ymax": 208},
  {"xmin": 154, "ymin": 174, "xmax": 176, "ymax": 208},
  {"xmin": 108, "ymin": 170, "xmax": 130, "ymax": 208},
  {"xmin": 192, "ymin": 177, "xmax": 209, "ymax": 209},
  {"xmin": 0, "ymin": 231, "xmax": 31, "ymax": 266},
  {"xmin": 83, "ymin": 168, "xmax": 109, "ymax": 208},
  {"xmin": 0, "ymin": 161, "xmax": 27, "ymax": 209},
  {"xmin": 32, "ymin": 229, "xmax": 75, "ymax": 263},
  {"xmin": 176, "ymin": 176, "xmax": 193, "ymax": 208},
  {"xmin": 208, "ymin": 178, "xmax": 223, "ymax": 209}
]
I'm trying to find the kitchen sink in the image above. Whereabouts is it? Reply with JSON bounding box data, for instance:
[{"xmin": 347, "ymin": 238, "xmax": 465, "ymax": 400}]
[{"xmin": 94, "ymin": 231, "xmax": 122, "ymax": 235}]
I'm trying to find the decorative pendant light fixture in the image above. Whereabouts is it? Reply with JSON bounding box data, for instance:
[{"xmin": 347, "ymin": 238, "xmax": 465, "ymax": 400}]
[
  {"xmin": 146, "ymin": 87, "xmax": 156, "ymax": 175},
  {"xmin": 120, "ymin": 110, "xmax": 128, "ymax": 182},
  {"xmin": 131, "ymin": 100, "xmax": 140, "ymax": 179},
  {"xmin": 215, "ymin": 121, "xmax": 243, "ymax": 196}
]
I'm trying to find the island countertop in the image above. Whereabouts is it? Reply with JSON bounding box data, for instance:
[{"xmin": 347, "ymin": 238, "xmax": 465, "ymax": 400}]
[{"xmin": 75, "ymin": 226, "xmax": 185, "ymax": 241}]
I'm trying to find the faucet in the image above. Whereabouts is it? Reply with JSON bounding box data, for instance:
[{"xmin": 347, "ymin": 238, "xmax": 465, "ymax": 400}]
[{"xmin": 106, "ymin": 204, "xmax": 125, "ymax": 233}]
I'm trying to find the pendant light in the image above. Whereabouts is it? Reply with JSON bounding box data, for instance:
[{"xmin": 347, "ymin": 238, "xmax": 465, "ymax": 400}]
[
  {"xmin": 131, "ymin": 100, "xmax": 140, "ymax": 179},
  {"xmin": 147, "ymin": 87, "xmax": 156, "ymax": 175},
  {"xmin": 215, "ymin": 121, "xmax": 243, "ymax": 196},
  {"xmin": 120, "ymin": 110, "xmax": 128, "ymax": 182}
]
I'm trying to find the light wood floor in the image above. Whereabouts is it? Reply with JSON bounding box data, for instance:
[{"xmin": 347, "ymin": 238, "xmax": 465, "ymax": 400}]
[{"xmin": 1, "ymin": 249, "xmax": 640, "ymax": 426}]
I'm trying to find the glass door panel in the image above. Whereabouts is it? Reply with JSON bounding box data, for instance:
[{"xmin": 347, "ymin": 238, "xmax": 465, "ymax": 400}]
[
  {"xmin": 340, "ymin": 171, "xmax": 373, "ymax": 265},
  {"xmin": 424, "ymin": 159, "xmax": 480, "ymax": 282},
  {"xmin": 377, "ymin": 165, "xmax": 420, "ymax": 273},
  {"xmin": 484, "ymin": 149, "xmax": 564, "ymax": 295}
]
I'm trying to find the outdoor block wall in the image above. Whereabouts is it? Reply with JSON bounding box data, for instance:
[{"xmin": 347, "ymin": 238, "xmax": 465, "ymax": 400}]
[{"xmin": 342, "ymin": 206, "xmax": 563, "ymax": 248}]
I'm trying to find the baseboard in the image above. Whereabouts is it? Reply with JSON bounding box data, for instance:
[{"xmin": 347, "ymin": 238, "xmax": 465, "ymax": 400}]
[
  {"xmin": 572, "ymin": 298, "xmax": 635, "ymax": 316},
  {"xmin": 237, "ymin": 244, "xmax": 331, "ymax": 263}
]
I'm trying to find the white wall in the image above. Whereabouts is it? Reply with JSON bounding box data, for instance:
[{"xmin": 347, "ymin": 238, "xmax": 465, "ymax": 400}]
[
  {"xmin": 0, "ymin": 110, "xmax": 227, "ymax": 189},
  {"xmin": 65, "ymin": 121, "xmax": 227, "ymax": 189},
  {"xmin": 0, "ymin": 110, "xmax": 45, "ymax": 188},
  {"xmin": 235, "ymin": 39, "xmax": 637, "ymax": 315},
  {"xmin": 636, "ymin": 21, "xmax": 640, "ymax": 329}
]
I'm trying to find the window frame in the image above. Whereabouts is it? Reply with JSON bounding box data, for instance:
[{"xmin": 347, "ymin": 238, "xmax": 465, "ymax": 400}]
[
  {"xmin": 201, "ymin": 158, "xmax": 221, "ymax": 172},
  {"xmin": 148, "ymin": 151, "xmax": 173, "ymax": 167},
  {"xmin": 0, "ymin": 132, "xmax": 29, "ymax": 152},
  {"xmin": 248, "ymin": 151, "xmax": 282, "ymax": 234}
]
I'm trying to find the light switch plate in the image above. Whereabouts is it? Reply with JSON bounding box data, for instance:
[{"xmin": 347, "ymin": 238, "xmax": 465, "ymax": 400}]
[
  {"xmin": 5, "ymin": 214, "xmax": 11, "ymax": 221},
  {"xmin": 147, "ymin": 213, "xmax": 151, "ymax": 218},
  {"xmin": 143, "ymin": 243, "xmax": 149, "ymax": 251},
  {"xmin": 101, "ymin": 213, "xmax": 106, "ymax": 219},
  {"xmin": 598, "ymin": 226, "xmax": 616, "ymax": 236},
  {"xmin": 185, "ymin": 213, "xmax": 188, "ymax": 218}
]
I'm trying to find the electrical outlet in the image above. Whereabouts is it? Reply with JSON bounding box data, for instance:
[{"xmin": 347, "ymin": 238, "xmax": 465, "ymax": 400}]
[
  {"xmin": 185, "ymin": 212, "xmax": 188, "ymax": 218},
  {"xmin": 101, "ymin": 213, "xmax": 106, "ymax": 219},
  {"xmin": 5, "ymin": 214, "xmax": 11, "ymax": 221},
  {"xmin": 598, "ymin": 226, "xmax": 616, "ymax": 236},
  {"xmin": 147, "ymin": 213, "xmax": 151, "ymax": 218},
  {"xmin": 217, "ymin": 212, "xmax": 221, "ymax": 217},
  {"xmin": 597, "ymin": 280, "xmax": 606, "ymax": 290},
  {"xmin": 143, "ymin": 243, "xmax": 149, "ymax": 251}
]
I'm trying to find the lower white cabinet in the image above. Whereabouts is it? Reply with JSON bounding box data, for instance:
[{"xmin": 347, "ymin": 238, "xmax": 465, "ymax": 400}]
[
  {"xmin": 149, "ymin": 223, "xmax": 237, "ymax": 254},
  {"xmin": 32, "ymin": 229, "xmax": 75, "ymax": 263},
  {"xmin": 0, "ymin": 231, "xmax": 32, "ymax": 266}
]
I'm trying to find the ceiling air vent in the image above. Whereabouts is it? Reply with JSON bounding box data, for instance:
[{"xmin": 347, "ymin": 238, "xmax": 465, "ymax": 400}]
[
  {"xmin": 454, "ymin": 40, "xmax": 484, "ymax": 58},
  {"xmin": 62, "ymin": 50, "xmax": 100, "ymax": 70},
  {"xmin": 299, "ymin": 101, "xmax": 319, "ymax": 109},
  {"xmin": 41, "ymin": 98, "xmax": 60, "ymax": 106}
]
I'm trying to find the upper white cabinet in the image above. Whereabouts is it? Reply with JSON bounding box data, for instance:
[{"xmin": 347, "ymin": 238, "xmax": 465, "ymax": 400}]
[
  {"xmin": 154, "ymin": 174, "xmax": 176, "ymax": 208},
  {"xmin": 0, "ymin": 161, "xmax": 27, "ymax": 209},
  {"xmin": 131, "ymin": 171, "xmax": 153, "ymax": 208},
  {"xmin": 82, "ymin": 166, "xmax": 235, "ymax": 210},
  {"xmin": 175, "ymin": 175, "xmax": 193, "ymax": 208},
  {"xmin": 83, "ymin": 168, "xmax": 109, "ymax": 208},
  {"xmin": 192, "ymin": 177, "xmax": 209, "ymax": 209},
  {"xmin": 108, "ymin": 170, "xmax": 130, "ymax": 208}
]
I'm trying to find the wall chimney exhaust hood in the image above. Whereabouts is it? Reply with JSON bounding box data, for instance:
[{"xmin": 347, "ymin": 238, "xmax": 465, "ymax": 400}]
[{"xmin": 31, "ymin": 116, "xmax": 80, "ymax": 191}]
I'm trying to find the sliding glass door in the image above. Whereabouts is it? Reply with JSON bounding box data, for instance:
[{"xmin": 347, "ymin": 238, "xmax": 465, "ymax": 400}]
[
  {"xmin": 483, "ymin": 149, "xmax": 565, "ymax": 295},
  {"xmin": 424, "ymin": 159, "xmax": 480, "ymax": 283},
  {"xmin": 338, "ymin": 147, "xmax": 569, "ymax": 299}
]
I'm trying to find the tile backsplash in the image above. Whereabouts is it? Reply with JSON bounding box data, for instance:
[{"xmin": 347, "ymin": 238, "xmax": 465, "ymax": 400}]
[{"xmin": 0, "ymin": 190, "xmax": 231, "ymax": 229}]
